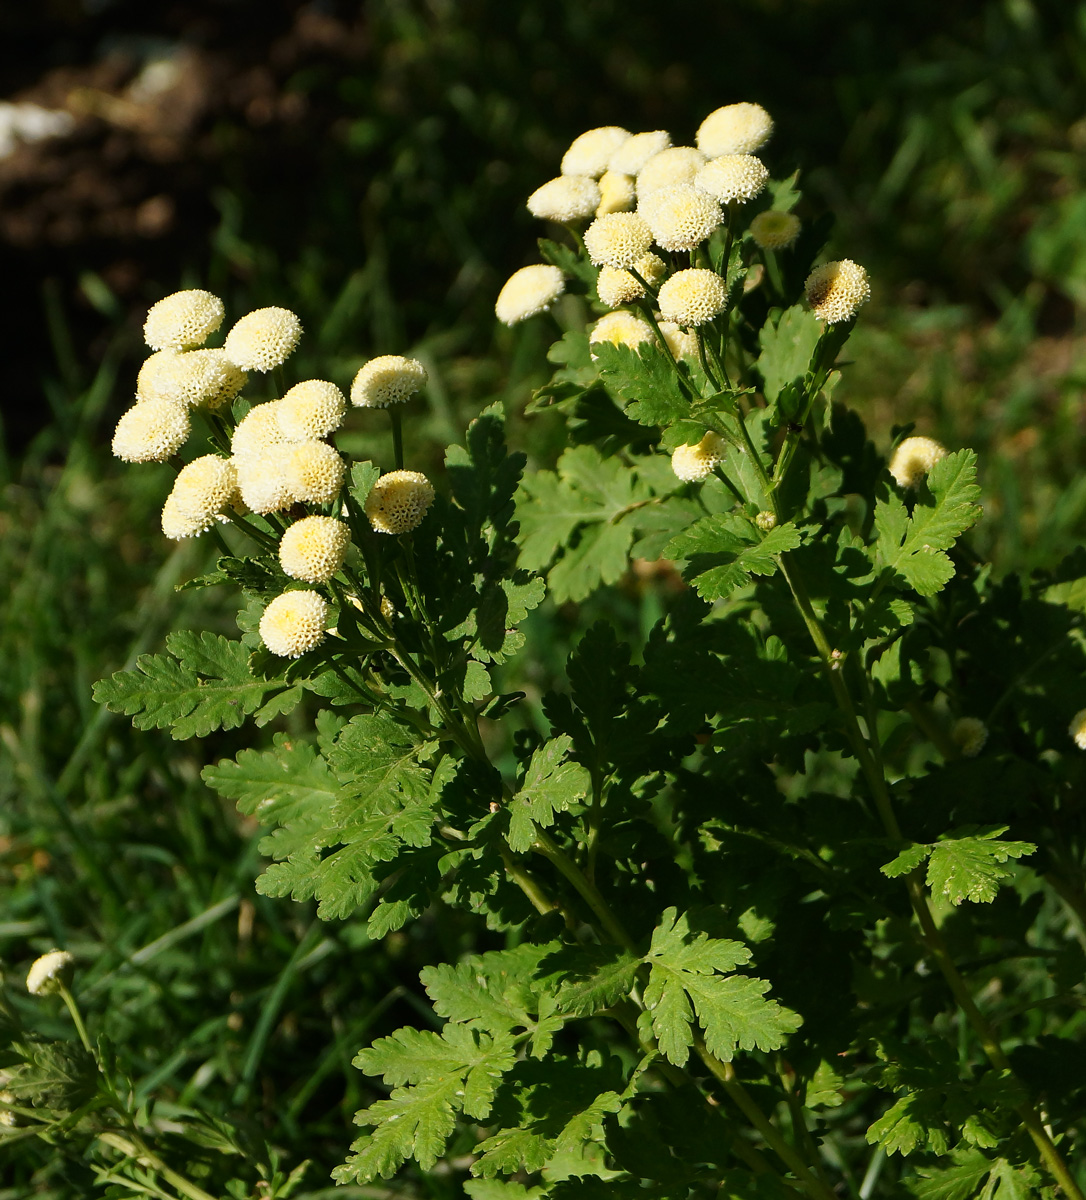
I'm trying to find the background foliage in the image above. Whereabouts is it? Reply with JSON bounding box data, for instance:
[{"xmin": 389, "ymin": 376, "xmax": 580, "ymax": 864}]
[{"xmin": 3, "ymin": 0, "xmax": 1086, "ymax": 1194}]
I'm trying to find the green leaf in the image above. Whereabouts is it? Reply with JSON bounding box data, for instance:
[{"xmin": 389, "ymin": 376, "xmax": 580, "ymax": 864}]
[
  {"xmin": 539, "ymin": 237, "xmax": 597, "ymax": 289},
  {"xmin": 421, "ymin": 943, "xmax": 560, "ymax": 1036},
  {"xmin": 592, "ymin": 341, "xmax": 690, "ymax": 428},
  {"xmin": 472, "ymin": 1127, "xmax": 553, "ymax": 1178},
  {"xmin": 552, "ymin": 946, "xmax": 640, "ymax": 1017},
  {"xmin": 337, "ymin": 1024, "xmax": 517, "ymax": 1181},
  {"xmin": 804, "ymin": 1060, "xmax": 845, "ymax": 1109},
  {"xmin": 757, "ymin": 306, "xmax": 823, "ymax": 403},
  {"xmin": 866, "ymin": 1090, "xmax": 951, "ymax": 1156},
  {"xmin": 925, "ymin": 826, "xmax": 1035, "ymax": 906},
  {"xmin": 642, "ymin": 908, "xmax": 800, "ymax": 1066},
  {"xmin": 506, "ymin": 735, "xmax": 591, "ymax": 852},
  {"xmin": 93, "ymin": 631, "xmax": 299, "ymax": 740},
  {"xmin": 908, "ymin": 1150, "xmax": 992, "ymax": 1200},
  {"xmin": 874, "ymin": 450, "xmax": 982, "ymax": 596},
  {"xmin": 881, "ymin": 843, "xmax": 932, "ymax": 879},
  {"xmin": 665, "ymin": 515, "xmax": 802, "ymax": 601},
  {"xmin": 350, "ymin": 460, "xmax": 381, "ymax": 506}
]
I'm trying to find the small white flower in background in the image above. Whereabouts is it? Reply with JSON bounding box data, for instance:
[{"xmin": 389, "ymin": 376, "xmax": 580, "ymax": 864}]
[
  {"xmin": 636, "ymin": 146, "xmax": 706, "ymax": 196},
  {"xmin": 365, "ymin": 470, "xmax": 436, "ymax": 535},
  {"xmin": 951, "ymin": 717, "xmax": 988, "ymax": 758},
  {"xmin": 672, "ymin": 433, "xmax": 727, "ymax": 482},
  {"xmin": 561, "ymin": 126, "xmax": 631, "ymax": 177},
  {"xmin": 595, "ymin": 170, "xmax": 636, "ymax": 216},
  {"xmin": 750, "ymin": 210, "xmax": 801, "ymax": 251},
  {"xmin": 697, "ymin": 102, "xmax": 774, "ymax": 157},
  {"xmin": 889, "ymin": 436, "xmax": 948, "ymax": 489},
  {"xmin": 583, "ymin": 212, "xmax": 653, "ymax": 268},
  {"xmin": 495, "ymin": 264, "xmax": 566, "ymax": 325},
  {"xmin": 350, "ymin": 356, "xmax": 427, "ymax": 408},
  {"xmin": 279, "ymin": 516, "xmax": 351, "ymax": 583},
  {"xmin": 143, "ymin": 289, "xmax": 225, "ymax": 351},
  {"xmin": 223, "ymin": 307, "xmax": 303, "ymax": 372},
  {"xmin": 695, "ymin": 154, "xmax": 769, "ymax": 205},
  {"xmin": 527, "ymin": 175, "xmax": 601, "ymax": 223},
  {"xmin": 609, "ymin": 129, "xmax": 671, "ymax": 176},
  {"xmin": 0, "ymin": 102, "xmax": 75, "ymax": 160},
  {"xmin": 0, "ymin": 1089, "xmax": 16, "ymax": 1127},
  {"xmin": 111, "ymin": 398, "xmax": 190, "ymax": 462},
  {"xmin": 805, "ymin": 259, "xmax": 870, "ymax": 324},
  {"xmin": 657, "ymin": 268, "xmax": 728, "ymax": 328},
  {"xmin": 589, "ymin": 311, "xmax": 655, "ymax": 355},
  {"xmin": 1070, "ymin": 709, "xmax": 1086, "ymax": 750},
  {"xmin": 26, "ymin": 950, "xmax": 74, "ymax": 996},
  {"xmin": 279, "ymin": 380, "xmax": 347, "ymax": 439},
  {"xmin": 260, "ymin": 591, "xmax": 330, "ymax": 658},
  {"xmin": 638, "ymin": 183, "xmax": 722, "ymax": 252}
]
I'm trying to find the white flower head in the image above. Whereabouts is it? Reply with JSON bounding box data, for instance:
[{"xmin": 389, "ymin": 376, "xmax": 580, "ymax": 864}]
[
  {"xmin": 639, "ymin": 183, "xmax": 722, "ymax": 252},
  {"xmin": 112, "ymin": 399, "xmax": 190, "ymax": 462},
  {"xmin": 952, "ymin": 717, "xmax": 988, "ymax": 758},
  {"xmin": 231, "ymin": 401, "xmax": 285, "ymax": 464},
  {"xmin": 167, "ymin": 455, "xmax": 238, "ymax": 535},
  {"xmin": 279, "ymin": 380, "xmax": 347, "ymax": 439},
  {"xmin": 609, "ymin": 130, "xmax": 671, "ymax": 176},
  {"xmin": 695, "ymin": 154, "xmax": 769, "ymax": 204},
  {"xmin": 657, "ymin": 319, "xmax": 699, "ymax": 360},
  {"xmin": 697, "ymin": 102, "xmax": 774, "ymax": 157},
  {"xmin": 223, "ymin": 307, "xmax": 302, "ymax": 372},
  {"xmin": 657, "ymin": 268, "xmax": 727, "ymax": 328},
  {"xmin": 26, "ymin": 949, "xmax": 74, "ymax": 996},
  {"xmin": 805, "ymin": 259, "xmax": 870, "ymax": 324},
  {"xmin": 584, "ymin": 211, "xmax": 653, "ymax": 268},
  {"xmin": 365, "ymin": 469, "xmax": 436, "ymax": 534},
  {"xmin": 495, "ymin": 264, "xmax": 565, "ymax": 325},
  {"xmin": 589, "ymin": 311, "xmax": 655, "ymax": 355},
  {"xmin": 672, "ymin": 433, "xmax": 726, "ymax": 482},
  {"xmin": 527, "ymin": 175, "xmax": 601, "ymax": 222},
  {"xmin": 561, "ymin": 126, "xmax": 630, "ymax": 177},
  {"xmin": 750, "ymin": 210, "xmax": 801, "ymax": 251},
  {"xmin": 596, "ymin": 170, "xmax": 637, "ymax": 216},
  {"xmin": 143, "ymin": 289, "xmax": 224, "ymax": 351},
  {"xmin": 260, "ymin": 590, "xmax": 329, "ymax": 658},
  {"xmin": 889, "ymin": 436, "xmax": 948, "ymax": 488},
  {"xmin": 636, "ymin": 146, "xmax": 706, "ymax": 196},
  {"xmin": 596, "ymin": 253, "xmax": 666, "ymax": 308},
  {"xmin": 279, "ymin": 515, "xmax": 351, "ymax": 583},
  {"xmin": 350, "ymin": 356, "xmax": 427, "ymax": 409},
  {"xmin": 138, "ymin": 347, "xmax": 246, "ymax": 409},
  {"xmin": 286, "ymin": 441, "xmax": 346, "ymax": 505},
  {"xmin": 236, "ymin": 445, "xmax": 294, "ymax": 514}
]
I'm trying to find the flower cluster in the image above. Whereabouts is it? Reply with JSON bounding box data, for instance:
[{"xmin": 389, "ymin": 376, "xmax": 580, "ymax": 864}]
[{"xmin": 113, "ymin": 289, "xmax": 437, "ymax": 661}]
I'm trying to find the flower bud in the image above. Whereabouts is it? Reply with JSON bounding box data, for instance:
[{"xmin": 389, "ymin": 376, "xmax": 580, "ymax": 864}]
[{"xmin": 26, "ymin": 949, "xmax": 75, "ymax": 996}]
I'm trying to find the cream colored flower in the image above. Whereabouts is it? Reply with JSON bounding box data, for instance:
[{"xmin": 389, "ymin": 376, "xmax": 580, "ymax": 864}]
[
  {"xmin": 596, "ymin": 170, "xmax": 636, "ymax": 216},
  {"xmin": 236, "ymin": 446, "xmax": 294, "ymax": 514},
  {"xmin": 589, "ymin": 311, "xmax": 655, "ymax": 354},
  {"xmin": 697, "ymin": 102, "xmax": 774, "ymax": 157},
  {"xmin": 495, "ymin": 264, "xmax": 565, "ymax": 325},
  {"xmin": 1070, "ymin": 709, "xmax": 1086, "ymax": 749},
  {"xmin": 657, "ymin": 319, "xmax": 699, "ymax": 359},
  {"xmin": 672, "ymin": 433, "xmax": 727, "ymax": 482},
  {"xmin": 285, "ymin": 441, "xmax": 345, "ymax": 505},
  {"xmin": 951, "ymin": 717, "xmax": 988, "ymax": 758},
  {"xmin": 657, "ymin": 269, "xmax": 727, "ymax": 327},
  {"xmin": 0, "ymin": 1091, "xmax": 16, "ymax": 1127},
  {"xmin": 112, "ymin": 399, "xmax": 190, "ymax": 462},
  {"xmin": 365, "ymin": 469, "xmax": 436, "ymax": 534},
  {"xmin": 596, "ymin": 253, "xmax": 666, "ymax": 308},
  {"xmin": 561, "ymin": 126, "xmax": 630, "ymax": 178},
  {"xmin": 636, "ymin": 146, "xmax": 706, "ymax": 195},
  {"xmin": 260, "ymin": 590, "xmax": 329, "ymax": 658},
  {"xmin": 231, "ymin": 401, "xmax": 285, "ymax": 464},
  {"xmin": 527, "ymin": 175, "xmax": 601, "ymax": 222},
  {"xmin": 584, "ymin": 211, "xmax": 653, "ymax": 268},
  {"xmin": 750, "ymin": 210, "xmax": 801, "ymax": 251},
  {"xmin": 168, "ymin": 455, "xmax": 237, "ymax": 532},
  {"xmin": 639, "ymin": 183, "xmax": 722, "ymax": 251},
  {"xmin": 143, "ymin": 289, "xmax": 225, "ymax": 351},
  {"xmin": 695, "ymin": 154, "xmax": 768, "ymax": 204},
  {"xmin": 805, "ymin": 259, "xmax": 870, "ymax": 324},
  {"xmin": 610, "ymin": 130, "xmax": 671, "ymax": 176},
  {"xmin": 161, "ymin": 492, "xmax": 206, "ymax": 539},
  {"xmin": 26, "ymin": 949, "xmax": 74, "ymax": 996},
  {"xmin": 279, "ymin": 515, "xmax": 351, "ymax": 583},
  {"xmin": 350, "ymin": 355, "xmax": 427, "ymax": 408},
  {"xmin": 138, "ymin": 348, "xmax": 246, "ymax": 409},
  {"xmin": 279, "ymin": 380, "xmax": 347, "ymax": 439},
  {"xmin": 889, "ymin": 436, "xmax": 948, "ymax": 488},
  {"xmin": 223, "ymin": 307, "xmax": 302, "ymax": 372}
]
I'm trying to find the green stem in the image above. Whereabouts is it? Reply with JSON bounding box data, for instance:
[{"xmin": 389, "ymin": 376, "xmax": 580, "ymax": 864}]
[
  {"xmin": 58, "ymin": 985, "xmax": 94, "ymax": 1055},
  {"xmin": 97, "ymin": 1131, "xmax": 219, "ymax": 1200},
  {"xmin": 778, "ymin": 553, "xmax": 1085, "ymax": 1200}
]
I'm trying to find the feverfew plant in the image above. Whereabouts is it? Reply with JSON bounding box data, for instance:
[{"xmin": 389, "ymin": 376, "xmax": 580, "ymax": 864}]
[{"xmin": 91, "ymin": 108, "xmax": 1086, "ymax": 1200}]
